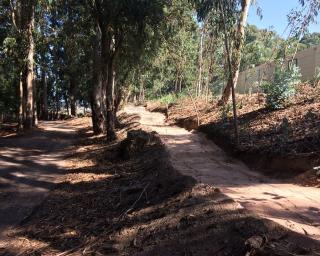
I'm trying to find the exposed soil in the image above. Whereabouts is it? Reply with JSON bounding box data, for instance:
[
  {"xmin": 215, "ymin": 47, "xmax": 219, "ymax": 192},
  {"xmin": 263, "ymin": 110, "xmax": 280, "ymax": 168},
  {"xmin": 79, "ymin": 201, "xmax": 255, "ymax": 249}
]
[
  {"xmin": 0, "ymin": 118, "xmax": 89, "ymax": 245},
  {"xmin": 147, "ymin": 84, "xmax": 320, "ymax": 186},
  {"xmin": 2, "ymin": 113, "xmax": 320, "ymax": 255}
]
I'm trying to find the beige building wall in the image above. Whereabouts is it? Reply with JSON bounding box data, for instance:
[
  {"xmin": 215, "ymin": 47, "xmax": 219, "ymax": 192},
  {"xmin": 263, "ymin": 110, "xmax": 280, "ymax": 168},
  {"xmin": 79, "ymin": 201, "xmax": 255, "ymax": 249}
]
[{"xmin": 236, "ymin": 45, "xmax": 320, "ymax": 94}]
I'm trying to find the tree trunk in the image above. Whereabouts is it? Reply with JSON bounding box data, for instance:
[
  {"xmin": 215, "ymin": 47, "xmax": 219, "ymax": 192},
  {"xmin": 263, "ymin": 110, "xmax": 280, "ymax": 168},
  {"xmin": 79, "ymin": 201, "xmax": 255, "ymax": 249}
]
[
  {"xmin": 101, "ymin": 28, "xmax": 116, "ymax": 141},
  {"xmin": 66, "ymin": 97, "xmax": 69, "ymax": 115},
  {"xmin": 219, "ymin": 0, "xmax": 241, "ymax": 145},
  {"xmin": 220, "ymin": 0, "xmax": 251, "ymax": 105},
  {"xmin": 114, "ymin": 87, "xmax": 123, "ymax": 128},
  {"xmin": 91, "ymin": 29, "xmax": 105, "ymax": 134},
  {"xmin": 18, "ymin": 71, "xmax": 24, "ymax": 131},
  {"xmin": 33, "ymin": 78, "xmax": 38, "ymax": 126},
  {"xmin": 197, "ymin": 26, "xmax": 205, "ymax": 97},
  {"xmin": 179, "ymin": 76, "xmax": 182, "ymax": 93},
  {"xmin": 205, "ymin": 46, "xmax": 215, "ymax": 102},
  {"xmin": 41, "ymin": 70, "xmax": 48, "ymax": 120},
  {"xmin": 23, "ymin": 1, "xmax": 35, "ymax": 130},
  {"xmin": 69, "ymin": 78, "xmax": 77, "ymax": 116},
  {"xmin": 106, "ymin": 59, "xmax": 116, "ymax": 141}
]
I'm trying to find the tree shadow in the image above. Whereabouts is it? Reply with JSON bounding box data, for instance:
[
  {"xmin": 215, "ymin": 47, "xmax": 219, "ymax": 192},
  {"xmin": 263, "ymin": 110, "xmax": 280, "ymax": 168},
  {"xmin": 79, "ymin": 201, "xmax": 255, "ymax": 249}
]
[{"xmin": 0, "ymin": 120, "xmax": 80, "ymax": 234}]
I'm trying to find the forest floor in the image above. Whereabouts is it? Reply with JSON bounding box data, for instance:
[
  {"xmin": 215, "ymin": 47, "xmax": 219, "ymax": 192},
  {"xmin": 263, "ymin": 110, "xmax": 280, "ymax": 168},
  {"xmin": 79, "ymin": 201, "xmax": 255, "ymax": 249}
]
[{"xmin": 1, "ymin": 110, "xmax": 320, "ymax": 255}]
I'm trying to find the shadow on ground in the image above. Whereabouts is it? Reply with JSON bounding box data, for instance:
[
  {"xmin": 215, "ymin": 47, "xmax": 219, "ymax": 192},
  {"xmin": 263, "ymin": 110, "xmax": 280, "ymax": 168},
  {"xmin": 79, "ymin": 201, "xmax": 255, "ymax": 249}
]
[{"xmin": 2, "ymin": 114, "xmax": 320, "ymax": 255}]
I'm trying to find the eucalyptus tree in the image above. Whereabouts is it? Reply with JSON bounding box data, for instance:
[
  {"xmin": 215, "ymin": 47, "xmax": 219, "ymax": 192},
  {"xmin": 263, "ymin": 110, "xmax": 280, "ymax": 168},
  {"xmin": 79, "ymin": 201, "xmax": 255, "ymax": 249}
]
[
  {"xmin": 1, "ymin": 0, "xmax": 37, "ymax": 129},
  {"xmin": 240, "ymin": 25, "xmax": 283, "ymax": 71},
  {"xmin": 88, "ymin": 0, "xmax": 168, "ymax": 140},
  {"xmin": 194, "ymin": 0, "xmax": 251, "ymax": 105},
  {"xmin": 0, "ymin": 2, "xmax": 19, "ymax": 122},
  {"xmin": 140, "ymin": 0, "xmax": 199, "ymax": 98},
  {"xmin": 288, "ymin": 0, "xmax": 320, "ymax": 58}
]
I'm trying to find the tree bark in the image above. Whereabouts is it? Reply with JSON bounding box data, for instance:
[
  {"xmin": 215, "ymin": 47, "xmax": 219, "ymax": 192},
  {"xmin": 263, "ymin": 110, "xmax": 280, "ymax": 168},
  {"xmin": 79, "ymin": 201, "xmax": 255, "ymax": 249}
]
[
  {"xmin": 101, "ymin": 27, "xmax": 116, "ymax": 141},
  {"xmin": 18, "ymin": 71, "xmax": 24, "ymax": 131},
  {"xmin": 69, "ymin": 77, "xmax": 77, "ymax": 116},
  {"xmin": 33, "ymin": 77, "xmax": 38, "ymax": 126},
  {"xmin": 197, "ymin": 25, "xmax": 205, "ymax": 97},
  {"xmin": 23, "ymin": 1, "xmax": 35, "ymax": 129},
  {"xmin": 41, "ymin": 70, "xmax": 48, "ymax": 120},
  {"xmin": 106, "ymin": 58, "xmax": 116, "ymax": 141},
  {"xmin": 220, "ymin": 0, "xmax": 251, "ymax": 105},
  {"xmin": 219, "ymin": 0, "xmax": 241, "ymax": 145},
  {"xmin": 91, "ymin": 29, "xmax": 105, "ymax": 134}
]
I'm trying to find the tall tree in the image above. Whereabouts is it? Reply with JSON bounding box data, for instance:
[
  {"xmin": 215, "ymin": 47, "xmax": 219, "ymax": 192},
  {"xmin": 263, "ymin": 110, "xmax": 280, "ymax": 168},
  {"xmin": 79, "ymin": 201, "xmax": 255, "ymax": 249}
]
[{"xmin": 219, "ymin": 0, "xmax": 251, "ymax": 104}]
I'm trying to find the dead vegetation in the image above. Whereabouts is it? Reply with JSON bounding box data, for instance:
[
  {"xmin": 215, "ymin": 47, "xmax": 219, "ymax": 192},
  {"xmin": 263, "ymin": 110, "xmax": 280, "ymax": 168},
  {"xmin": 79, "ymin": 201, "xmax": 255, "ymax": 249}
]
[{"xmin": 2, "ymin": 114, "xmax": 320, "ymax": 255}]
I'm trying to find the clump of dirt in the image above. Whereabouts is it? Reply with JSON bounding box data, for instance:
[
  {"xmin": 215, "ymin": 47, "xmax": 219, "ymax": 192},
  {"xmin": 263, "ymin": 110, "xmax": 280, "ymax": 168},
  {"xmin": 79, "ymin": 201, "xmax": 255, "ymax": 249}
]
[
  {"xmin": 3, "ymin": 113, "xmax": 320, "ymax": 256},
  {"xmin": 148, "ymin": 84, "xmax": 320, "ymax": 183},
  {"xmin": 119, "ymin": 129, "xmax": 162, "ymax": 159}
]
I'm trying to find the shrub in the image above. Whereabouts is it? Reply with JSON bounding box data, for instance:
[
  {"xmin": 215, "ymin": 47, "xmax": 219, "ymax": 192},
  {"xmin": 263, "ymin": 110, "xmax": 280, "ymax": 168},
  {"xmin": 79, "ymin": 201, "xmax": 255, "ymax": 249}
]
[
  {"xmin": 262, "ymin": 65, "xmax": 301, "ymax": 109},
  {"xmin": 159, "ymin": 93, "xmax": 177, "ymax": 106}
]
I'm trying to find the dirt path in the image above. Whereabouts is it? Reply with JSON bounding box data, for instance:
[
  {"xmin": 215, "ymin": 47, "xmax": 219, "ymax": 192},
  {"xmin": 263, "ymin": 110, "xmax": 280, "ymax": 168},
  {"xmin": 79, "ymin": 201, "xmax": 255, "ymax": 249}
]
[
  {"xmin": 0, "ymin": 120, "xmax": 82, "ymax": 243},
  {"xmin": 125, "ymin": 105, "xmax": 320, "ymax": 241}
]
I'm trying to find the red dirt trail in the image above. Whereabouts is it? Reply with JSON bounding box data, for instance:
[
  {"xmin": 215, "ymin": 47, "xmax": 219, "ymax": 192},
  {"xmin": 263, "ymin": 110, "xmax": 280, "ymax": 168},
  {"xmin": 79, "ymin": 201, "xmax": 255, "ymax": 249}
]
[{"xmin": 125, "ymin": 105, "xmax": 320, "ymax": 241}]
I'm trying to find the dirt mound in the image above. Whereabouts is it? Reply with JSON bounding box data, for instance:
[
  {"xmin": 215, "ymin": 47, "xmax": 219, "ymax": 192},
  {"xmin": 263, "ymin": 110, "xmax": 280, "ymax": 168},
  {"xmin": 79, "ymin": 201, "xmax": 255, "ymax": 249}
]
[{"xmin": 120, "ymin": 129, "xmax": 162, "ymax": 159}]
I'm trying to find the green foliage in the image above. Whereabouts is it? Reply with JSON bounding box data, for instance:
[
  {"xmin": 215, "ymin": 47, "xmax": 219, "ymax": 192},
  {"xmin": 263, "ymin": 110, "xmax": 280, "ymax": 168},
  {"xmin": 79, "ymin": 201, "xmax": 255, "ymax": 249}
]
[
  {"xmin": 141, "ymin": 0, "xmax": 199, "ymax": 100},
  {"xmin": 219, "ymin": 103, "xmax": 233, "ymax": 121},
  {"xmin": 262, "ymin": 65, "xmax": 301, "ymax": 110},
  {"xmin": 241, "ymin": 25, "xmax": 284, "ymax": 71},
  {"xmin": 159, "ymin": 94, "xmax": 177, "ymax": 106}
]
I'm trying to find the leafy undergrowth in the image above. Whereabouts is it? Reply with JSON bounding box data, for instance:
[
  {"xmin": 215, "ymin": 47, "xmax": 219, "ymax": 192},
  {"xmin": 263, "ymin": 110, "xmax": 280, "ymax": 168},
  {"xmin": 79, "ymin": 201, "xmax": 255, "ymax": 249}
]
[
  {"xmin": 148, "ymin": 84, "xmax": 320, "ymax": 185},
  {"xmin": 3, "ymin": 114, "xmax": 320, "ymax": 255}
]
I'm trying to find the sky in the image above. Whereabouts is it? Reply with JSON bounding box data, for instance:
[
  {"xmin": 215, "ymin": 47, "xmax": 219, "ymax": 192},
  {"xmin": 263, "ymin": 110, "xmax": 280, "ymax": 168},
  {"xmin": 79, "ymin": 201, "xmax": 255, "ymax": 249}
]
[{"xmin": 247, "ymin": 0, "xmax": 320, "ymax": 37}]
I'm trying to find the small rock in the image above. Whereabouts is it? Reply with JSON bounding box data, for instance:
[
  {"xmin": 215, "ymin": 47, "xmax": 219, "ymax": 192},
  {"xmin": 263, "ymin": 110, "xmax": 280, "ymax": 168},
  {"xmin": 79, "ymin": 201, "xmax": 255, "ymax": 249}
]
[{"xmin": 214, "ymin": 188, "xmax": 221, "ymax": 193}]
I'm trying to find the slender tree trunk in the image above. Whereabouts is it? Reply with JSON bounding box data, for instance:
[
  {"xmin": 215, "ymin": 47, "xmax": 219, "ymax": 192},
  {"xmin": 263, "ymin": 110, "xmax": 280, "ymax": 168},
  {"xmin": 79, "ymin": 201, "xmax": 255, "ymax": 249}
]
[
  {"xmin": 174, "ymin": 73, "xmax": 178, "ymax": 92},
  {"xmin": 33, "ymin": 78, "xmax": 38, "ymax": 126},
  {"xmin": 206, "ymin": 47, "xmax": 215, "ymax": 102},
  {"xmin": 106, "ymin": 59, "xmax": 116, "ymax": 141},
  {"xmin": 41, "ymin": 71, "xmax": 48, "ymax": 120},
  {"xmin": 114, "ymin": 87, "xmax": 123, "ymax": 128},
  {"xmin": 91, "ymin": 29, "xmax": 105, "ymax": 134},
  {"xmin": 219, "ymin": 0, "xmax": 240, "ymax": 145},
  {"xmin": 220, "ymin": 0, "xmax": 251, "ymax": 104},
  {"xmin": 65, "ymin": 96, "xmax": 69, "ymax": 115},
  {"xmin": 69, "ymin": 78, "xmax": 77, "ymax": 116},
  {"xmin": 23, "ymin": 2, "xmax": 35, "ymax": 129},
  {"xmin": 197, "ymin": 26, "xmax": 205, "ymax": 97},
  {"xmin": 18, "ymin": 71, "xmax": 24, "ymax": 131},
  {"xmin": 101, "ymin": 28, "xmax": 116, "ymax": 141}
]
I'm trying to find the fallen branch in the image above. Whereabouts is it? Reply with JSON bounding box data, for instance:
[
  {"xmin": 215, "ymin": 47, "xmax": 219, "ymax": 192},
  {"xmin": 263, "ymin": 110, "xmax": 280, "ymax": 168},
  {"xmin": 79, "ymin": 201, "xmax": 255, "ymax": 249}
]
[{"xmin": 120, "ymin": 182, "xmax": 150, "ymax": 218}]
